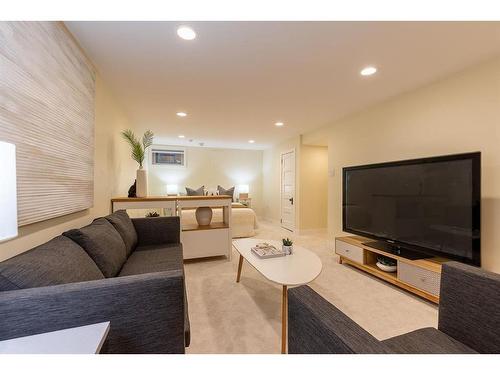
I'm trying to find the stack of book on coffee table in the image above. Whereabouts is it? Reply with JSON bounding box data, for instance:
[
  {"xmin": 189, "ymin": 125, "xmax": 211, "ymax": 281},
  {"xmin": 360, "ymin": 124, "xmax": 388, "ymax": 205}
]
[{"xmin": 251, "ymin": 242, "xmax": 286, "ymax": 259}]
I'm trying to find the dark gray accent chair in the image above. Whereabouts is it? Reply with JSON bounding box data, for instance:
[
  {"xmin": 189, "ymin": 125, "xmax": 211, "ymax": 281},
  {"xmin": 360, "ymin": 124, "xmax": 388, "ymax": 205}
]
[
  {"xmin": 288, "ymin": 261, "xmax": 500, "ymax": 354},
  {"xmin": 0, "ymin": 211, "xmax": 189, "ymax": 354}
]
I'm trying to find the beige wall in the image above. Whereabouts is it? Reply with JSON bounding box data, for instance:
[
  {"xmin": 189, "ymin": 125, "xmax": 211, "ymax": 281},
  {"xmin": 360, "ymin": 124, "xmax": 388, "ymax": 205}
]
[
  {"xmin": 0, "ymin": 75, "xmax": 132, "ymax": 261},
  {"xmin": 305, "ymin": 57, "xmax": 500, "ymax": 271},
  {"xmin": 145, "ymin": 146, "xmax": 264, "ymax": 215},
  {"xmin": 299, "ymin": 145, "xmax": 328, "ymax": 230}
]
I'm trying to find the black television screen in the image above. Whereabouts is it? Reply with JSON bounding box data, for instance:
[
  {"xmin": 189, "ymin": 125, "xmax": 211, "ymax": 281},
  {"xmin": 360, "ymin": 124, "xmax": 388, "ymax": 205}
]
[{"xmin": 343, "ymin": 152, "xmax": 481, "ymax": 266}]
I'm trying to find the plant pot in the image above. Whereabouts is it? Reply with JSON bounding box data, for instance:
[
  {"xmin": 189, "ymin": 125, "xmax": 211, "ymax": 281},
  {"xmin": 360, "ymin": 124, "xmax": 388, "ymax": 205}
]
[
  {"xmin": 195, "ymin": 207, "xmax": 213, "ymax": 226},
  {"xmin": 136, "ymin": 168, "xmax": 148, "ymax": 197},
  {"xmin": 282, "ymin": 245, "xmax": 293, "ymax": 255}
]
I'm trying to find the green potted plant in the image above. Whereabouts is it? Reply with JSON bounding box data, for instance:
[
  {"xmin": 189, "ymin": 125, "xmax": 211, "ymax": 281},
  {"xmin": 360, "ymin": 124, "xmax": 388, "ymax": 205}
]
[
  {"xmin": 282, "ymin": 237, "xmax": 293, "ymax": 255},
  {"xmin": 121, "ymin": 129, "xmax": 154, "ymax": 197}
]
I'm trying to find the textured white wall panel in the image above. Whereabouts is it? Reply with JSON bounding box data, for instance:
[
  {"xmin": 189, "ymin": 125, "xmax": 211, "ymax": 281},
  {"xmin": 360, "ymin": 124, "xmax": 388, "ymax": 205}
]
[{"xmin": 0, "ymin": 21, "xmax": 95, "ymax": 226}]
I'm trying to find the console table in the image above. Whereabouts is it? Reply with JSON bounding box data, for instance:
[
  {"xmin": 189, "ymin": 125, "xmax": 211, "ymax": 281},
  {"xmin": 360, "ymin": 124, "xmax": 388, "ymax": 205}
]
[
  {"xmin": 336, "ymin": 236, "xmax": 449, "ymax": 303},
  {"xmin": 177, "ymin": 196, "xmax": 232, "ymax": 260},
  {"xmin": 111, "ymin": 196, "xmax": 177, "ymax": 215},
  {"xmin": 111, "ymin": 196, "xmax": 232, "ymax": 260}
]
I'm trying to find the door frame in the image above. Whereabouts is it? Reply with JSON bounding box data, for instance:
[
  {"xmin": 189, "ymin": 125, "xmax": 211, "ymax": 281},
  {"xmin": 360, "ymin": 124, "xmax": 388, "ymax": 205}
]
[{"xmin": 280, "ymin": 148, "xmax": 296, "ymax": 232}]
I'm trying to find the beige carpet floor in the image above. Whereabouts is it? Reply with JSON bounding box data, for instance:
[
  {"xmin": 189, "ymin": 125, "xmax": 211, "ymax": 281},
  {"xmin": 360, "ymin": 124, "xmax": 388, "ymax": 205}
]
[{"xmin": 184, "ymin": 221, "xmax": 438, "ymax": 354}]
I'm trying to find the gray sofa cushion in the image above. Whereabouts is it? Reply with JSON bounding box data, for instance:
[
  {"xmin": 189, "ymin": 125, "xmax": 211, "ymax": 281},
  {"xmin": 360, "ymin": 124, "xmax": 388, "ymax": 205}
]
[
  {"xmin": 118, "ymin": 244, "xmax": 190, "ymax": 346},
  {"xmin": 288, "ymin": 285, "xmax": 389, "ymax": 354},
  {"xmin": 118, "ymin": 244, "xmax": 183, "ymax": 277},
  {"xmin": 439, "ymin": 262, "xmax": 500, "ymax": 353},
  {"xmin": 63, "ymin": 218, "xmax": 127, "ymax": 278},
  {"xmin": 104, "ymin": 210, "xmax": 138, "ymax": 256},
  {"xmin": 0, "ymin": 236, "xmax": 104, "ymax": 291},
  {"xmin": 382, "ymin": 327, "xmax": 477, "ymax": 354},
  {"xmin": 132, "ymin": 217, "xmax": 180, "ymax": 246}
]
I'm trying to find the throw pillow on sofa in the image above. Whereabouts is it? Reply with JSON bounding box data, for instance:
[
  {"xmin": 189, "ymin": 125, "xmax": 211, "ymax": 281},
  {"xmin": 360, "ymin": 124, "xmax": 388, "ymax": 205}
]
[
  {"xmin": 64, "ymin": 218, "xmax": 127, "ymax": 278},
  {"xmin": 104, "ymin": 210, "xmax": 138, "ymax": 256},
  {"xmin": 0, "ymin": 235, "xmax": 104, "ymax": 291}
]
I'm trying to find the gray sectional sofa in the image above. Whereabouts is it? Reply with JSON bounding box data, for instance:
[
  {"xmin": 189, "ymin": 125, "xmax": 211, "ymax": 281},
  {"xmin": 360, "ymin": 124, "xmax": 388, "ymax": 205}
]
[
  {"xmin": 288, "ymin": 261, "xmax": 500, "ymax": 354},
  {"xmin": 0, "ymin": 210, "xmax": 190, "ymax": 354}
]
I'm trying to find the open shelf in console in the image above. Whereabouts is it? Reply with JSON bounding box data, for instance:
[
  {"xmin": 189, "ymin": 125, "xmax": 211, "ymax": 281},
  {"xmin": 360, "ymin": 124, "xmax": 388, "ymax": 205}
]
[{"xmin": 182, "ymin": 222, "xmax": 229, "ymax": 232}]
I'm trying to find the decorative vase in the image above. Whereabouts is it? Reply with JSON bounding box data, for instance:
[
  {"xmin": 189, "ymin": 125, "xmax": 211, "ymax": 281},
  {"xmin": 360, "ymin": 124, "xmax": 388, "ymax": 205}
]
[
  {"xmin": 195, "ymin": 206, "xmax": 213, "ymax": 226},
  {"xmin": 136, "ymin": 168, "xmax": 148, "ymax": 197},
  {"xmin": 282, "ymin": 245, "xmax": 293, "ymax": 255}
]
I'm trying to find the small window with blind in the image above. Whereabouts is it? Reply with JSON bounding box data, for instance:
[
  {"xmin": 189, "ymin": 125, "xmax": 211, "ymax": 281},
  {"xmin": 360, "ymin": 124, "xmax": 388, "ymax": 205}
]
[{"xmin": 150, "ymin": 146, "xmax": 186, "ymax": 168}]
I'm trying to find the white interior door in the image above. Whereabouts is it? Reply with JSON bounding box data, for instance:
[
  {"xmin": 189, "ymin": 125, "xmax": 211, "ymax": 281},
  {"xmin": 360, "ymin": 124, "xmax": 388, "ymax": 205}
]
[{"xmin": 281, "ymin": 150, "xmax": 295, "ymax": 231}]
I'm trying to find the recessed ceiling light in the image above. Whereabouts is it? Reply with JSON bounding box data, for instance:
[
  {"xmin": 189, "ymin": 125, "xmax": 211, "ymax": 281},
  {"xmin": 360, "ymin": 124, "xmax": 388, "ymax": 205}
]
[
  {"xmin": 177, "ymin": 26, "xmax": 196, "ymax": 40},
  {"xmin": 176, "ymin": 112, "xmax": 187, "ymax": 117},
  {"xmin": 360, "ymin": 66, "xmax": 377, "ymax": 76},
  {"xmin": 248, "ymin": 140, "xmax": 255, "ymax": 144},
  {"xmin": 275, "ymin": 122, "xmax": 284, "ymax": 127},
  {"xmin": 178, "ymin": 135, "xmax": 185, "ymax": 138}
]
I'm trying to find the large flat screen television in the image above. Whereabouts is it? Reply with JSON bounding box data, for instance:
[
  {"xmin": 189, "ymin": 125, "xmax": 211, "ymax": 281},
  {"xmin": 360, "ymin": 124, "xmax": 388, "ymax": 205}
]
[{"xmin": 342, "ymin": 152, "xmax": 481, "ymax": 266}]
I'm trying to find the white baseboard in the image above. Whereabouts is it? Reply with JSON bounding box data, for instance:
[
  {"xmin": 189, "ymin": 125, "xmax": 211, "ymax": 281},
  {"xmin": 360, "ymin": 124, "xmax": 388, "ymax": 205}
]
[
  {"xmin": 257, "ymin": 218, "xmax": 327, "ymax": 235},
  {"xmin": 257, "ymin": 217, "xmax": 281, "ymax": 226},
  {"xmin": 295, "ymin": 228, "xmax": 328, "ymax": 235}
]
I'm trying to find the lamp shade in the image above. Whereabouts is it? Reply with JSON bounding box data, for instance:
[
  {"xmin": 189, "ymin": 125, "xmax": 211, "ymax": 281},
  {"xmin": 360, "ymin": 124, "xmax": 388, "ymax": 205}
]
[
  {"xmin": 0, "ymin": 141, "xmax": 18, "ymax": 242},
  {"xmin": 238, "ymin": 184, "xmax": 249, "ymax": 194},
  {"xmin": 166, "ymin": 184, "xmax": 178, "ymax": 195}
]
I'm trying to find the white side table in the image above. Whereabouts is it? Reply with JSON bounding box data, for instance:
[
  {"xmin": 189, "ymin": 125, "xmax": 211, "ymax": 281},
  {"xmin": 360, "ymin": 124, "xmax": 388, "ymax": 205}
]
[{"xmin": 0, "ymin": 322, "xmax": 110, "ymax": 354}]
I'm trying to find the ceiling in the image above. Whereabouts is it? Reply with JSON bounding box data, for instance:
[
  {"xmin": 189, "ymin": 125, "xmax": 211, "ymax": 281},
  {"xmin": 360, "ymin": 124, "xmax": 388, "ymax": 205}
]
[{"xmin": 66, "ymin": 21, "xmax": 500, "ymax": 150}]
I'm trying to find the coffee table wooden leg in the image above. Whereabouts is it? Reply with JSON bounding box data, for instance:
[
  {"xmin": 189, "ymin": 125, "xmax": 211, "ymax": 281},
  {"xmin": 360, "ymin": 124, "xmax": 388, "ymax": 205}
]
[
  {"xmin": 281, "ymin": 285, "xmax": 288, "ymax": 354},
  {"xmin": 236, "ymin": 254, "xmax": 244, "ymax": 282}
]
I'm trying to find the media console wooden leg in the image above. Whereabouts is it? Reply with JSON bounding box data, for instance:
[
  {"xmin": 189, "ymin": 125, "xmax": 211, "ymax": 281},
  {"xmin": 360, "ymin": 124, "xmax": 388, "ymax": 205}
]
[
  {"xmin": 281, "ymin": 285, "xmax": 288, "ymax": 354},
  {"xmin": 236, "ymin": 254, "xmax": 244, "ymax": 282}
]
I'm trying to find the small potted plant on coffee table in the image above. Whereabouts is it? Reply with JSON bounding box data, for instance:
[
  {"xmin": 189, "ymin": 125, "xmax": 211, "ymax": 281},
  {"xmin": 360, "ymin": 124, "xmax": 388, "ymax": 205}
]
[{"xmin": 282, "ymin": 238, "xmax": 293, "ymax": 255}]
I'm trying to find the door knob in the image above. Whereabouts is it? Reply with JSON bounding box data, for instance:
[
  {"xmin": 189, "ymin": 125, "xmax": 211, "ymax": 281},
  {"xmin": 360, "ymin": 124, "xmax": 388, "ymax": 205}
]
[{"xmin": 289, "ymin": 197, "xmax": 294, "ymax": 205}]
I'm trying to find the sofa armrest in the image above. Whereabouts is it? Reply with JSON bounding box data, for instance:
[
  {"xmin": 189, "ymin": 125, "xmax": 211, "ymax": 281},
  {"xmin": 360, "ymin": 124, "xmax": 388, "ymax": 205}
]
[
  {"xmin": 288, "ymin": 286, "xmax": 389, "ymax": 354},
  {"xmin": 0, "ymin": 270, "xmax": 186, "ymax": 354},
  {"xmin": 132, "ymin": 216, "xmax": 180, "ymax": 246},
  {"xmin": 438, "ymin": 261, "xmax": 500, "ymax": 353}
]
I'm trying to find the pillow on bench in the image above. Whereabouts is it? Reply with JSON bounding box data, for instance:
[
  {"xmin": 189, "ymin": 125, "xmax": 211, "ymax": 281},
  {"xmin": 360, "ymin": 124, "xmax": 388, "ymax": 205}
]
[
  {"xmin": 217, "ymin": 185, "xmax": 235, "ymax": 201},
  {"xmin": 186, "ymin": 186, "xmax": 204, "ymax": 196},
  {"xmin": 64, "ymin": 218, "xmax": 127, "ymax": 278}
]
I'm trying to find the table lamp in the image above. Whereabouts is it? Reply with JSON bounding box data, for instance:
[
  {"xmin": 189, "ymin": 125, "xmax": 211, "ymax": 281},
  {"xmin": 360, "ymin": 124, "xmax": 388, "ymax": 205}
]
[
  {"xmin": 166, "ymin": 184, "xmax": 179, "ymax": 196},
  {"xmin": 0, "ymin": 141, "xmax": 18, "ymax": 242},
  {"xmin": 238, "ymin": 184, "xmax": 249, "ymax": 200}
]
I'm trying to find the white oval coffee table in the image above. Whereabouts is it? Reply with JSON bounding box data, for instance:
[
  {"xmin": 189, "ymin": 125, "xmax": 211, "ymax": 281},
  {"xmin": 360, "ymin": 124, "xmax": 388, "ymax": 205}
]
[{"xmin": 232, "ymin": 238, "xmax": 322, "ymax": 354}]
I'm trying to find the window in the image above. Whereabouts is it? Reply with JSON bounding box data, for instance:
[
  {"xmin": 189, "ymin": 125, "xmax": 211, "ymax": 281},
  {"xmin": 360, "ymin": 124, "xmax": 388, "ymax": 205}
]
[{"xmin": 150, "ymin": 146, "xmax": 186, "ymax": 168}]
